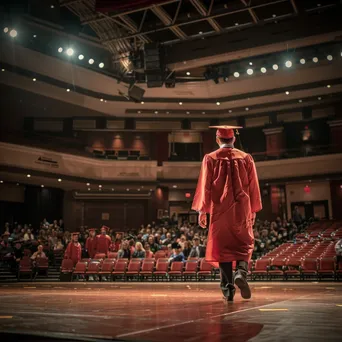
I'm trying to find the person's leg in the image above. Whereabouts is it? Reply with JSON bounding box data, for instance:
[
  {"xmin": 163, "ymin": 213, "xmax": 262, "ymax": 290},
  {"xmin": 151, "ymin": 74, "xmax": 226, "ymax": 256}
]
[
  {"xmin": 219, "ymin": 262, "xmax": 235, "ymax": 301},
  {"xmin": 234, "ymin": 260, "xmax": 251, "ymax": 299}
]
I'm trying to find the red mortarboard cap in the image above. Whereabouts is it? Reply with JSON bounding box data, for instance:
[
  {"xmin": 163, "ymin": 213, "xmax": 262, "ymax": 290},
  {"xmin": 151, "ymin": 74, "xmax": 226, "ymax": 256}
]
[
  {"xmin": 209, "ymin": 125, "xmax": 242, "ymax": 139},
  {"xmin": 72, "ymin": 232, "xmax": 80, "ymax": 237},
  {"xmin": 101, "ymin": 225, "xmax": 109, "ymax": 231}
]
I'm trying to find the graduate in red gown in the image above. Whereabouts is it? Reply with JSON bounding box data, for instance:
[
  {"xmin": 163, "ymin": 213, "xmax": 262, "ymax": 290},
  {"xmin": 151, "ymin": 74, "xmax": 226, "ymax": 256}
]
[
  {"xmin": 64, "ymin": 232, "xmax": 82, "ymax": 266},
  {"xmin": 85, "ymin": 228, "xmax": 96, "ymax": 258},
  {"xmin": 94, "ymin": 226, "xmax": 111, "ymax": 256},
  {"xmin": 192, "ymin": 125, "xmax": 262, "ymax": 301}
]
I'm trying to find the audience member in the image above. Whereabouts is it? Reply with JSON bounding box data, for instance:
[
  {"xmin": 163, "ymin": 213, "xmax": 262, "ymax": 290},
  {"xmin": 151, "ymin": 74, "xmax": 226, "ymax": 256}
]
[
  {"xmin": 189, "ymin": 237, "xmax": 206, "ymax": 258},
  {"xmin": 118, "ymin": 241, "xmax": 131, "ymax": 259},
  {"xmin": 168, "ymin": 243, "xmax": 185, "ymax": 263},
  {"xmin": 31, "ymin": 245, "xmax": 47, "ymax": 260},
  {"xmin": 132, "ymin": 242, "xmax": 146, "ymax": 259}
]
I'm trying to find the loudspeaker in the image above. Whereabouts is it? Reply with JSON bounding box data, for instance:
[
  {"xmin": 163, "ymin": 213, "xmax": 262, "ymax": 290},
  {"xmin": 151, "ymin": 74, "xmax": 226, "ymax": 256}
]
[
  {"xmin": 128, "ymin": 85, "xmax": 145, "ymax": 102},
  {"xmin": 302, "ymin": 107, "xmax": 312, "ymax": 120},
  {"xmin": 144, "ymin": 43, "xmax": 161, "ymax": 71},
  {"xmin": 145, "ymin": 71, "xmax": 164, "ymax": 88}
]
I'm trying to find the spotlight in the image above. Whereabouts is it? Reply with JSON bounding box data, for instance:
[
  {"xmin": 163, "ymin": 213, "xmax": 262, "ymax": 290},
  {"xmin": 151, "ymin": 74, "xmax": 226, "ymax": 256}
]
[
  {"xmin": 285, "ymin": 60, "xmax": 292, "ymax": 68},
  {"xmin": 229, "ymin": 110, "xmax": 232, "ymax": 113},
  {"xmin": 58, "ymin": 47, "xmax": 63, "ymax": 53},
  {"xmin": 261, "ymin": 67, "xmax": 267, "ymax": 73},
  {"xmin": 173, "ymin": 185, "xmax": 177, "ymax": 188},
  {"xmin": 298, "ymin": 99, "xmax": 302, "ymax": 103},
  {"xmin": 99, "ymin": 185, "xmax": 102, "ymax": 188},
  {"xmin": 88, "ymin": 58, "xmax": 94, "ymax": 65},
  {"xmin": 86, "ymin": 183, "xmax": 90, "ymax": 186},
  {"xmin": 99, "ymin": 62, "xmax": 104, "ymax": 68},
  {"xmin": 235, "ymin": 22, "xmax": 239, "ymax": 26},
  {"xmin": 186, "ymin": 71, "xmax": 190, "ymax": 76},
  {"xmin": 249, "ymin": 62, "xmax": 253, "ymax": 66},
  {"xmin": 100, "ymin": 98, "xmax": 104, "ymax": 102},
  {"xmin": 0, "ymin": 180, "xmax": 3, "ymax": 183},
  {"xmin": 78, "ymin": 54, "xmax": 84, "ymax": 60},
  {"xmin": 66, "ymin": 88, "xmax": 70, "ymax": 92},
  {"xmin": 141, "ymin": 101, "xmax": 144, "ymax": 104},
  {"xmin": 312, "ymin": 57, "xmax": 318, "ymax": 63},
  {"xmin": 58, "ymin": 178, "xmax": 62, "ymax": 182},
  {"xmin": 199, "ymin": 31, "xmax": 203, "ymax": 34},
  {"xmin": 247, "ymin": 68, "xmax": 253, "ymax": 75},
  {"xmin": 33, "ymin": 34, "xmax": 37, "ymax": 38},
  {"xmin": 3, "ymin": 27, "xmax": 9, "ymax": 33},
  {"xmin": 41, "ymin": 185, "xmax": 44, "ymax": 188},
  {"xmin": 327, "ymin": 85, "xmax": 331, "ymax": 88},
  {"xmin": 179, "ymin": 102, "xmax": 183, "ymax": 105},
  {"xmin": 88, "ymin": 188, "xmax": 91, "ymax": 191},
  {"xmin": 285, "ymin": 91, "xmax": 290, "ymax": 95},
  {"xmin": 216, "ymin": 102, "xmax": 221, "ymax": 106},
  {"xmin": 51, "ymin": 5, "xmax": 55, "ymax": 9},
  {"xmin": 66, "ymin": 48, "xmax": 74, "ymax": 56},
  {"xmin": 112, "ymin": 188, "xmax": 114, "ymax": 191},
  {"xmin": 27, "ymin": 174, "xmax": 31, "ymax": 178},
  {"xmin": 137, "ymin": 111, "xmax": 141, "ymax": 114},
  {"xmin": 300, "ymin": 58, "xmax": 306, "ymax": 64},
  {"xmin": 318, "ymin": 96, "xmax": 322, "ymax": 100},
  {"xmin": 327, "ymin": 55, "xmax": 333, "ymax": 61},
  {"xmin": 1, "ymin": 69, "xmax": 5, "ymax": 72},
  {"xmin": 126, "ymin": 188, "xmax": 130, "ymax": 191},
  {"xmin": 272, "ymin": 64, "xmax": 278, "ymax": 70},
  {"xmin": 32, "ymin": 78, "xmax": 36, "ymax": 82},
  {"xmin": 233, "ymin": 72, "xmax": 240, "ymax": 78},
  {"xmin": 245, "ymin": 107, "xmax": 249, "ymax": 111},
  {"xmin": 9, "ymin": 29, "xmax": 17, "ymax": 38}
]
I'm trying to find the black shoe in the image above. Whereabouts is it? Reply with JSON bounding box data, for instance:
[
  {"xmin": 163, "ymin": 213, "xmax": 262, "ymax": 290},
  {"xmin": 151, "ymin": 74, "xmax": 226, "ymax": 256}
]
[
  {"xmin": 234, "ymin": 271, "xmax": 251, "ymax": 299},
  {"xmin": 221, "ymin": 284, "xmax": 235, "ymax": 302}
]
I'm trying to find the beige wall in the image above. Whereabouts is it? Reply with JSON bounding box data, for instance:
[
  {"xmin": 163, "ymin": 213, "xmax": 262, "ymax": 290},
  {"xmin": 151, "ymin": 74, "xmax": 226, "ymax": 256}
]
[{"xmin": 286, "ymin": 181, "xmax": 332, "ymax": 219}]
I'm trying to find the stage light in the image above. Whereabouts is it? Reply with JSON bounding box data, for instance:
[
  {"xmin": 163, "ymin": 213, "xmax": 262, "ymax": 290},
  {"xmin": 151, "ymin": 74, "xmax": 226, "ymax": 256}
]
[
  {"xmin": 58, "ymin": 47, "xmax": 63, "ymax": 53},
  {"xmin": 285, "ymin": 91, "xmax": 290, "ymax": 95},
  {"xmin": 141, "ymin": 101, "xmax": 144, "ymax": 104},
  {"xmin": 285, "ymin": 60, "xmax": 292, "ymax": 68},
  {"xmin": 66, "ymin": 48, "xmax": 74, "ymax": 56},
  {"xmin": 272, "ymin": 64, "xmax": 278, "ymax": 70},
  {"xmin": 3, "ymin": 27, "xmax": 9, "ymax": 33},
  {"xmin": 99, "ymin": 62, "xmax": 104, "ymax": 68},
  {"xmin": 32, "ymin": 78, "xmax": 36, "ymax": 82},
  {"xmin": 247, "ymin": 68, "xmax": 253, "ymax": 75},
  {"xmin": 66, "ymin": 88, "xmax": 70, "ymax": 92},
  {"xmin": 327, "ymin": 55, "xmax": 333, "ymax": 61},
  {"xmin": 300, "ymin": 58, "xmax": 306, "ymax": 64},
  {"xmin": 179, "ymin": 102, "xmax": 183, "ymax": 105},
  {"xmin": 27, "ymin": 174, "xmax": 31, "ymax": 178},
  {"xmin": 261, "ymin": 67, "xmax": 267, "ymax": 73},
  {"xmin": 9, "ymin": 29, "xmax": 17, "ymax": 38},
  {"xmin": 78, "ymin": 54, "xmax": 84, "ymax": 60},
  {"xmin": 233, "ymin": 72, "xmax": 240, "ymax": 78},
  {"xmin": 216, "ymin": 102, "xmax": 221, "ymax": 106},
  {"xmin": 41, "ymin": 185, "xmax": 44, "ymax": 188},
  {"xmin": 186, "ymin": 71, "xmax": 190, "ymax": 76},
  {"xmin": 312, "ymin": 57, "xmax": 318, "ymax": 63},
  {"xmin": 88, "ymin": 58, "xmax": 94, "ymax": 64},
  {"xmin": 58, "ymin": 178, "xmax": 62, "ymax": 182}
]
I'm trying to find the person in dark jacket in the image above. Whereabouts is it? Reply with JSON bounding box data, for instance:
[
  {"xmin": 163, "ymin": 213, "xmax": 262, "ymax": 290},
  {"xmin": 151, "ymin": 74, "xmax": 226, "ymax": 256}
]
[
  {"xmin": 168, "ymin": 243, "xmax": 184, "ymax": 263},
  {"xmin": 118, "ymin": 241, "xmax": 131, "ymax": 259},
  {"xmin": 188, "ymin": 237, "xmax": 206, "ymax": 258}
]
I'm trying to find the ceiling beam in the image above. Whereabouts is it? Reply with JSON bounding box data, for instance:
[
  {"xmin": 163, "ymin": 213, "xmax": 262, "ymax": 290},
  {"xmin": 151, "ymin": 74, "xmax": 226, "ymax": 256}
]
[
  {"xmin": 290, "ymin": 0, "xmax": 299, "ymax": 14},
  {"xmin": 118, "ymin": 15, "xmax": 151, "ymax": 43},
  {"xmin": 240, "ymin": 0, "xmax": 259, "ymax": 24},
  {"xmin": 103, "ymin": 0, "xmax": 288, "ymax": 44},
  {"xmin": 190, "ymin": 0, "xmax": 222, "ymax": 32}
]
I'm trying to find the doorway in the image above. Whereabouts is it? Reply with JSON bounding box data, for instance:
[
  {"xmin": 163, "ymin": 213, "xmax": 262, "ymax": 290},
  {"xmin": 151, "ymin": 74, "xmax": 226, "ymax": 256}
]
[{"xmin": 290, "ymin": 200, "xmax": 329, "ymax": 220}]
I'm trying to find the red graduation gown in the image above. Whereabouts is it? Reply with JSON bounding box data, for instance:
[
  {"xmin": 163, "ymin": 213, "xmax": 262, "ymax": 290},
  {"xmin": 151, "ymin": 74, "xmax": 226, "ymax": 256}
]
[
  {"xmin": 64, "ymin": 242, "xmax": 82, "ymax": 265},
  {"xmin": 94, "ymin": 234, "xmax": 111, "ymax": 255},
  {"xmin": 85, "ymin": 237, "xmax": 96, "ymax": 258},
  {"xmin": 192, "ymin": 148, "xmax": 262, "ymax": 266}
]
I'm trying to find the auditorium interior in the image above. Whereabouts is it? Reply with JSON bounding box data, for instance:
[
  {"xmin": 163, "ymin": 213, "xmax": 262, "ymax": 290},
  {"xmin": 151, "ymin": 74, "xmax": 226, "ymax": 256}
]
[{"xmin": 0, "ymin": 0, "xmax": 342, "ymax": 341}]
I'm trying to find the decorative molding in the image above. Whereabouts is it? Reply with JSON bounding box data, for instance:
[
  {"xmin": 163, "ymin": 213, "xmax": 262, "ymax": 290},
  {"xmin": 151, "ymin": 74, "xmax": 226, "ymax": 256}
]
[{"xmin": 262, "ymin": 127, "xmax": 284, "ymax": 135}]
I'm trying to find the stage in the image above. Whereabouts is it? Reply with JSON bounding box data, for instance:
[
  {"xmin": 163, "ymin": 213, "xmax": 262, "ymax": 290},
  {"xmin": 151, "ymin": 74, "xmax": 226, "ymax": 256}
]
[{"xmin": 0, "ymin": 282, "xmax": 341, "ymax": 341}]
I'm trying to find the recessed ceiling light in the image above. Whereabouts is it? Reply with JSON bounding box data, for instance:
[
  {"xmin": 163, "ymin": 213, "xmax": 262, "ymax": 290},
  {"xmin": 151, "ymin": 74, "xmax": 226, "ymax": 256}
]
[
  {"xmin": 173, "ymin": 185, "xmax": 177, "ymax": 188},
  {"xmin": 32, "ymin": 78, "xmax": 36, "ymax": 82},
  {"xmin": 0, "ymin": 180, "xmax": 3, "ymax": 183},
  {"xmin": 249, "ymin": 62, "xmax": 253, "ymax": 66},
  {"xmin": 245, "ymin": 107, "xmax": 249, "ymax": 111},
  {"xmin": 186, "ymin": 71, "xmax": 190, "ymax": 76},
  {"xmin": 66, "ymin": 48, "xmax": 74, "ymax": 56},
  {"xmin": 298, "ymin": 99, "xmax": 302, "ymax": 103},
  {"xmin": 1, "ymin": 69, "xmax": 5, "ymax": 72},
  {"xmin": 41, "ymin": 185, "xmax": 44, "ymax": 188},
  {"xmin": 261, "ymin": 67, "xmax": 267, "ymax": 73},
  {"xmin": 199, "ymin": 31, "xmax": 203, "ymax": 34},
  {"xmin": 285, "ymin": 91, "xmax": 290, "ymax": 95},
  {"xmin": 300, "ymin": 58, "xmax": 306, "ymax": 64},
  {"xmin": 126, "ymin": 188, "xmax": 130, "ymax": 191},
  {"xmin": 327, "ymin": 85, "xmax": 331, "ymax": 88},
  {"xmin": 9, "ymin": 29, "xmax": 17, "ymax": 38},
  {"xmin": 27, "ymin": 174, "xmax": 31, "ymax": 178},
  {"xmin": 58, "ymin": 47, "xmax": 63, "ymax": 53},
  {"xmin": 86, "ymin": 183, "xmax": 90, "ymax": 186},
  {"xmin": 138, "ymin": 111, "xmax": 141, "ymax": 114},
  {"xmin": 141, "ymin": 101, "xmax": 144, "ymax": 104},
  {"xmin": 66, "ymin": 88, "xmax": 70, "ymax": 92},
  {"xmin": 78, "ymin": 54, "xmax": 84, "ymax": 60},
  {"xmin": 327, "ymin": 55, "xmax": 333, "ymax": 61},
  {"xmin": 88, "ymin": 188, "xmax": 91, "ymax": 191},
  {"xmin": 154, "ymin": 111, "xmax": 158, "ymax": 114},
  {"xmin": 229, "ymin": 109, "xmax": 232, "ymax": 113},
  {"xmin": 216, "ymin": 102, "xmax": 220, "ymax": 106},
  {"xmin": 272, "ymin": 64, "xmax": 279, "ymax": 70},
  {"xmin": 179, "ymin": 102, "xmax": 183, "ymax": 105},
  {"xmin": 247, "ymin": 68, "xmax": 253, "ymax": 75},
  {"xmin": 88, "ymin": 58, "xmax": 94, "ymax": 65},
  {"xmin": 58, "ymin": 178, "xmax": 62, "ymax": 182},
  {"xmin": 99, "ymin": 185, "xmax": 102, "ymax": 188},
  {"xmin": 3, "ymin": 27, "xmax": 9, "ymax": 33},
  {"xmin": 318, "ymin": 96, "xmax": 322, "ymax": 100},
  {"xmin": 100, "ymin": 98, "xmax": 104, "ymax": 102},
  {"xmin": 285, "ymin": 60, "xmax": 292, "ymax": 68},
  {"xmin": 33, "ymin": 34, "xmax": 37, "ymax": 38},
  {"xmin": 235, "ymin": 22, "xmax": 239, "ymax": 26},
  {"xmin": 202, "ymin": 111, "xmax": 206, "ymax": 114},
  {"xmin": 99, "ymin": 62, "xmax": 104, "ymax": 68},
  {"xmin": 312, "ymin": 57, "xmax": 318, "ymax": 63},
  {"xmin": 233, "ymin": 72, "xmax": 240, "ymax": 78}
]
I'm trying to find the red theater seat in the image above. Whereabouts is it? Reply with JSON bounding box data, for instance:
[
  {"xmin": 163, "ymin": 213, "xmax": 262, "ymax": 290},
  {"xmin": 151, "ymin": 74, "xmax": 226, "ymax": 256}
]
[
  {"xmin": 154, "ymin": 251, "xmax": 166, "ymax": 260},
  {"xmin": 197, "ymin": 259, "xmax": 214, "ymax": 281},
  {"xmin": 18, "ymin": 258, "xmax": 33, "ymax": 281},
  {"xmin": 284, "ymin": 257, "xmax": 302, "ymax": 279},
  {"xmin": 153, "ymin": 259, "xmax": 169, "ymax": 281},
  {"xmin": 268, "ymin": 257, "xmax": 286, "ymax": 280},
  {"xmin": 112, "ymin": 260, "xmax": 128, "ymax": 281},
  {"xmin": 36, "ymin": 257, "xmax": 49, "ymax": 277},
  {"xmin": 300, "ymin": 258, "xmax": 318, "ymax": 280},
  {"xmin": 107, "ymin": 252, "xmax": 118, "ymax": 259},
  {"xmin": 85, "ymin": 261, "xmax": 101, "ymax": 280},
  {"xmin": 126, "ymin": 260, "xmax": 141, "ymax": 280},
  {"xmin": 140, "ymin": 260, "xmax": 155, "ymax": 280},
  {"xmin": 318, "ymin": 258, "xmax": 335, "ymax": 279},
  {"xmin": 94, "ymin": 253, "xmax": 106, "ymax": 259},
  {"xmin": 251, "ymin": 259, "xmax": 270, "ymax": 280},
  {"xmin": 168, "ymin": 262, "xmax": 184, "ymax": 280},
  {"xmin": 98, "ymin": 259, "xmax": 115, "ymax": 281},
  {"xmin": 183, "ymin": 260, "xmax": 199, "ymax": 281}
]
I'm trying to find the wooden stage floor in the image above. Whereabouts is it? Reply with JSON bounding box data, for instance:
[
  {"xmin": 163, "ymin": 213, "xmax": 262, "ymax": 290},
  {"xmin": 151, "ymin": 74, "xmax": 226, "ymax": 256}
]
[{"xmin": 0, "ymin": 282, "xmax": 342, "ymax": 342}]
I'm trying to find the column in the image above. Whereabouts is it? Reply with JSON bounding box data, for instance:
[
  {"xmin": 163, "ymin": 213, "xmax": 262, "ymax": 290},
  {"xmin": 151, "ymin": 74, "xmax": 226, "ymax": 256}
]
[
  {"xmin": 263, "ymin": 127, "xmax": 285, "ymax": 157},
  {"xmin": 328, "ymin": 119, "xmax": 342, "ymax": 153}
]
